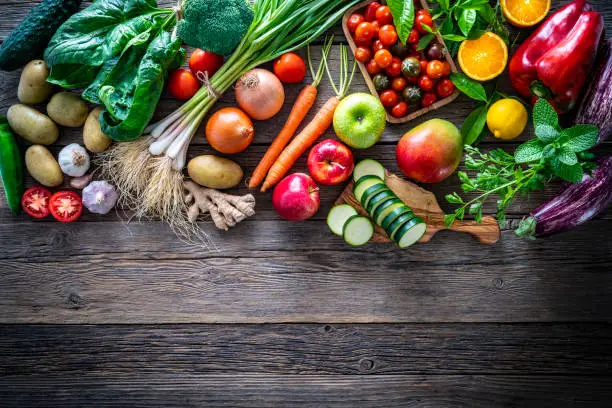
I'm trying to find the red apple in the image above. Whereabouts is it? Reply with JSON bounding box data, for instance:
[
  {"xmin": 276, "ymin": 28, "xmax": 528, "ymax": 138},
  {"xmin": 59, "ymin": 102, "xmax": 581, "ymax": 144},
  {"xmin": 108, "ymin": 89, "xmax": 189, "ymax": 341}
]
[
  {"xmin": 272, "ymin": 173, "xmax": 320, "ymax": 221},
  {"xmin": 307, "ymin": 139, "xmax": 355, "ymax": 185},
  {"xmin": 396, "ymin": 119, "xmax": 462, "ymax": 184}
]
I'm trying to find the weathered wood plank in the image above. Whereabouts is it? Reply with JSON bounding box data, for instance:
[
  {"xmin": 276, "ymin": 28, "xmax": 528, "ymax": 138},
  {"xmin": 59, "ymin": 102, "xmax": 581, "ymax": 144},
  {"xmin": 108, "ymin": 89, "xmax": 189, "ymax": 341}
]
[{"xmin": 1, "ymin": 323, "xmax": 610, "ymax": 376}]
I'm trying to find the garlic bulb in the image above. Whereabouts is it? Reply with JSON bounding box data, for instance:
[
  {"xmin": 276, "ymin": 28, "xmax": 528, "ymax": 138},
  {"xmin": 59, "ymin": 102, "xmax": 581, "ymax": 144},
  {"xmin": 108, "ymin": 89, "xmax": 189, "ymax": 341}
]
[
  {"xmin": 58, "ymin": 143, "xmax": 90, "ymax": 177},
  {"xmin": 82, "ymin": 181, "xmax": 118, "ymax": 215}
]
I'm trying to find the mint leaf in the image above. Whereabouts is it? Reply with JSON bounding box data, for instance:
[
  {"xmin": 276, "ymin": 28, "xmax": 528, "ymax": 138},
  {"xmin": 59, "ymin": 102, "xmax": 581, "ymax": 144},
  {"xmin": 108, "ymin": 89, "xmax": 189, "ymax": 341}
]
[
  {"xmin": 549, "ymin": 158, "xmax": 584, "ymax": 183},
  {"xmin": 417, "ymin": 33, "xmax": 435, "ymax": 51},
  {"xmin": 450, "ymin": 72, "xmax": 487, "ymax": 102},
  {"xmin": 561, "ymin": 125, "xmax": 599, "ymax": 152},
  {"xmin": 535, "ymin": 124, "xmax": 559, "ymax": 142},
  {"xmin": 533, "ymin": 98, "xmax": 558, "ymax": 129},
  {"xmin": 557, "ymin": 147, "xmax": 578, "ymax": 165},
  {"xmin": 388, "ymin": 0, "xmax": 415, "ymax": 44},
  {"xmin": 458, "ymin": 9, "xmax": 477, "ymax": 36},
  {"xmin": 514, "ymin": 139, "xmax": 544, "ymax": 163},
  {"xmin": 461, "ymin": 105, "xmax": 488, "ymax": 145}
]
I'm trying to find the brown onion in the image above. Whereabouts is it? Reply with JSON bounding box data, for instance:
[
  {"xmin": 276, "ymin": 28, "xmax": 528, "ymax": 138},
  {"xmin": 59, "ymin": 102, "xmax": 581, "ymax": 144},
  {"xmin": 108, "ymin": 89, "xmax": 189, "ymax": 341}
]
[
  {"xmin": 205, "ymin": 107, "xmax": 254, "ymax": 154},
  {"xmin": 235, "ymin": 68, "xmax": 285, "ymax": 120}
]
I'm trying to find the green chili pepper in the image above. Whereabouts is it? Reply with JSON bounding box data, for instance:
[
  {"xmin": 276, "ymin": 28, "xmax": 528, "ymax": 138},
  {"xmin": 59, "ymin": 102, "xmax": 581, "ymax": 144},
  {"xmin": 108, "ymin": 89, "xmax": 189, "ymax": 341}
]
[{"xmin": 0, "ymin": 117, "xmax": 24, "ymax": 214}]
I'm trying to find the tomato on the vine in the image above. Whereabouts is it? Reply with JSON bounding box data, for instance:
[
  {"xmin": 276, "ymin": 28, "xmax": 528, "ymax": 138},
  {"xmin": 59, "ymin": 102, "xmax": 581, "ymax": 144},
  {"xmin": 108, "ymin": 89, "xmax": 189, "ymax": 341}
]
[
  {"xmin": 364, "ymin": 2, "xmax": 381, "ymax": 22},
  {"xmin": 274, "ymin": 52, "xmax": 307, "ymax": 83},
  {"xmin": 379, "ymin": 25, "xmax": 398, "ymax": 47},
  {"xmin": 385, "ymin": 57, "xmax": 402, "ymax": 77},
  {"xmin": 49, "ymin": 191, "xmax": 83, "ymax": 223},
  {"xmin": 426, "ymin": 60, "xmax": 445, "ymax": 80},
  {"xmin": 355, "ymin": 22, "xmax": 376, "ymax": 43},
  {"xmin": 418, "ymin": 75, "xmax": 435, "ymax": 92},
  {"xmin": 436, "ymin": 78, "xmax": 455, "ymax": 98},
  {"xmin": 407, "ymin": 29, "xmax": 420, "ymax": 44},
  {"xmin": 374, "ymin": 49, "xmax": 392, "ymax": 69},
  {"xmin": 421, "ymin": 91, "xmax": 437, "ymax": 108},
  {"xmin": 189, "ymin": 49, "xmax": 224, "ymax": 79},
  {"xmin": 380, "ymin": 89, "xmax": 399, "ymax": 108},
  {"xmin": 354, "ymin": 47, "xmax": 372, "ymax": 63},
  {"xmin": 391, "ymin": 77, "xmax": 407, "ymax": 92},
  {"xmin": 21, "ymin": 187, "xmax": 51, "ymax": 219},
  {"xmin": 366, "ymin": 59, "xmax": 382, "ymax": 75},
  {"xmin": 347, "ymin": 13, "xmax": 365, "ymax": 32},
  {"xmin": 391, "ymin": 101, "xmax": 409, "ymax": 118},
  {"xmin": 415, "ymin": 11, "xmax": 433, "ymax": 34},
  {"xmin": 167, "ymin": 69, "xmax": 200, "ymax": 100}
]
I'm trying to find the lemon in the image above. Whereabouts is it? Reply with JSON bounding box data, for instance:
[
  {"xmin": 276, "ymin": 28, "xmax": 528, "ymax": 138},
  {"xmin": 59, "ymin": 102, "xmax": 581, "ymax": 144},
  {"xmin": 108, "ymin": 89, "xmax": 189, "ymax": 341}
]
[{"xmin": 486, "ymin": 99, "xmax": 528, "ymax": 140}]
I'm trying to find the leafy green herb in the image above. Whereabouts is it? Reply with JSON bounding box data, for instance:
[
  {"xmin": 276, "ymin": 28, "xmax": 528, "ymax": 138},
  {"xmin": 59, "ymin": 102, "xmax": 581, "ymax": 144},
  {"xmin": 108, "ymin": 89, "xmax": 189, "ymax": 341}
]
[
  {"xmin": 450, "ymin": 72, "xmax": 486, "ymax": 102},
  {"xmin": 387, "ymin": 0, "xmax": 415, "ymax": 44},
  {"xmin": 461, "ymin": 105, "xmax": 488, "ymax": 145},
  {"xmin": 445, "ymin": 99, "xmax": 599, "ymax": 227}
]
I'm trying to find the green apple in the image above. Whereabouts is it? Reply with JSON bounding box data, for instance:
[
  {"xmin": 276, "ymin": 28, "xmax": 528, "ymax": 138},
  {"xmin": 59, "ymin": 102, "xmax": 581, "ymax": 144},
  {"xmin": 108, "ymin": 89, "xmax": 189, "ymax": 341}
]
[{"xmin": 333, "ymin": 93, "xmax": 386, "ymax": 149}]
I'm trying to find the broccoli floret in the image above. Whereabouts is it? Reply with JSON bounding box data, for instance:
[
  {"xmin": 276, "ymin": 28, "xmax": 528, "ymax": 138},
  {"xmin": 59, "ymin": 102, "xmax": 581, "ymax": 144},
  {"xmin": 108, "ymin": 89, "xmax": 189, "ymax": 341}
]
[{"xmin": 177, "ymin": 0, "xmax": 253, "ymax": 56}]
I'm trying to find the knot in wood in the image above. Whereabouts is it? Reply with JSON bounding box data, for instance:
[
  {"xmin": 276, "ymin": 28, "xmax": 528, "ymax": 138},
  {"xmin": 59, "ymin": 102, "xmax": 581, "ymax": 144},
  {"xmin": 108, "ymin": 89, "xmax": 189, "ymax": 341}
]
[
  {"xmin": 359, "ymin": 358, "xmax": 374, "ymax": 372},
  {"xmin": 493, "ymin": 278, "xmax": 504, "ymax": 289}
]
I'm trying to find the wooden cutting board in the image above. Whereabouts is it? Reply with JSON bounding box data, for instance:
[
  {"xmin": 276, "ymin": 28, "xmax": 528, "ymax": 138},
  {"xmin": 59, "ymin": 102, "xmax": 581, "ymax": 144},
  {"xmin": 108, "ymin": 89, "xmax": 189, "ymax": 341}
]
[{"xmin": 334, "ymin": 171, "xmax": 501, "ymax": 244}]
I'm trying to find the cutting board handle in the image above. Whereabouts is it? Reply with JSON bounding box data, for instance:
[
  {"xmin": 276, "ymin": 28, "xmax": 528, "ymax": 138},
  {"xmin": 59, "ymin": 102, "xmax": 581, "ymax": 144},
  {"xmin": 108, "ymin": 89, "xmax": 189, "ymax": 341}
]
[{"xmin": 447, "ymin": 215, "xmax": 501, "ymax": 244}]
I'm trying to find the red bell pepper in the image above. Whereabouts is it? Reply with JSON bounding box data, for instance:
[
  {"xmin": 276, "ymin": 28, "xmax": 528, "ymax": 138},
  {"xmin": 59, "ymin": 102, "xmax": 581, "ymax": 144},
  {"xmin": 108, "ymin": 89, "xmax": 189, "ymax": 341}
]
[{"xmin": 508, "ymin": 0, "xmax": 604, "ymax": 113}]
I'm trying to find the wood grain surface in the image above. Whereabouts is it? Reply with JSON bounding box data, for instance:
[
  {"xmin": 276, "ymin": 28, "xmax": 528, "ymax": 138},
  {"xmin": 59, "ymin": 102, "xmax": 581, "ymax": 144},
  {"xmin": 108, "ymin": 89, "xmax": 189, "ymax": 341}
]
[{"xmin": 0, "ymin": 0, "xmax": 611, "ymax": 406}]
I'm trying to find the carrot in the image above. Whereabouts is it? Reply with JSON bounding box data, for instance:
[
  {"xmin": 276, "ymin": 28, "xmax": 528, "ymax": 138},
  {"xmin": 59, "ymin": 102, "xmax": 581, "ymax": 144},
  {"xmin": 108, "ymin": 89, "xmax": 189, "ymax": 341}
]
[
  {"xmin": 249, "ymin": 40, "xmax": 332, "ymax": 189},
  {"xmin": 261, "ymin": 44, "xmax": 356, "ymax": 192}
]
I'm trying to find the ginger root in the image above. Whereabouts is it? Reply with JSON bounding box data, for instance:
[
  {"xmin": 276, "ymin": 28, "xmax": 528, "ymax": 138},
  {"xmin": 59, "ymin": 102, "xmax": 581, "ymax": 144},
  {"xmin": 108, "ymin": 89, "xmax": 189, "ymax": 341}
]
[{"xmin": 183, "ymin": 181, "xmax": 256, "ymax": 231}]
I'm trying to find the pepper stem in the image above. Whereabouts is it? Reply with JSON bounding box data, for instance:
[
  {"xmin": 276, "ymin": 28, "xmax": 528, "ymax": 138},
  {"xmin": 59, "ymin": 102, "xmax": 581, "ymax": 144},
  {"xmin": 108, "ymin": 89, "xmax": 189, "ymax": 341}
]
[{"xmin": 530, "ymin": 80, "xmax": 552, "ymax": 99}]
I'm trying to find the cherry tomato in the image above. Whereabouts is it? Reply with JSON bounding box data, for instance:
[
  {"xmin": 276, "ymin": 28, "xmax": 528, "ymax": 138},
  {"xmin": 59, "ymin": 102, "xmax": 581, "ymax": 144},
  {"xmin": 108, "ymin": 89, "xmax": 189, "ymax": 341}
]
[
  {"xmin": 416, "ymin": 9, "xmax": 432, "ymax": 18},
  {"xmin": 419, "ymin": 59, "xmax": 428, "ymax": 73},
  {"xmin": 379, "ymin": 25, "xmax": 398, "ymax": 47},
  {"xmin": 380, "ymin": 89, "xmax": 399, "ymax": 108},
  {"xmin": 354, "ymin": 36, "xmax": 372, "ymax": 48},
  {"xmin": 168, "ymin": 69, "xmax": 200, "ymax": 100},
  {"xmin": 385, "ymin": 57, "xmax": 402, "ymax": 77},
  {"xmin": 442, "ymin": 61, "xmax": 452, "ymax": 76},
  {"xmin": 372, "ymin": 39, "xmax": 386, "ymax": 52},
  {"xmin": 392, "ymin": 76, "xmax": 408, "ymax": 92},
  {"xmin": 436, "ymin": 78, "xmax": 456, "ymax": 98},
  {"xmin": 364, "ymin": 2, "xmax": 381, "ymax": 22},
  {"xmin": 406, "ymin": 75, "xmax": 419, "ymax": 84},
  {"xmin": 274, "ymin": 52, "xmax": 307, "ymax": 83},
  {"xmin": 189, "ymin": 49, "xmax": 224, "ymax": 79},
  {"xmin": 391, "ymin": 101, "xmax": 409, "ymax": 118},
  {"xmin": 421, "ymin": 91, "xmax": 437, "ymax": 107},
  {"xmin": 49, "ymin": 191, "xmax": 83, "ymax": 223},
  {"xmin": 354, "ymin": 47, "xmax": 372, "ymax": 63},
  {"xmin": 375, "ymin": 6, "xmax": 393, "ymax": 25},
  {"xmin": 366, "ymin": 59, "xmax": 382, "ymax": 75},
  {"xmin": 347, "ymin": 13, "xmax": 365, "ymax": 33},
  {"xmin": 371, "ymin": 20, "xmax": 380, "ymax": 39},
  {"xmin": 426, "ymin": 60, "xmax": 445, "ymax": 80},
  {"xmin": 418, "ymin": 75, "xmax": 435, "ymax": 92},
  {"xmin": 374, "ymin": 49, "xmax": 392, "ymax": 69},
  {"xmin": 415, "ymin": 12, "xmax": 433, "ymax": 34},
  {"xmin": 21, "ymin": 187, "xmax": 51, "ymax": 219},
  {"xmin": 407, "ymin": 29, "xmax": 420, "ymax": 44},
  {"xmin": 355, "ymin": 22, "xmax": 376, "ymax": 43}
]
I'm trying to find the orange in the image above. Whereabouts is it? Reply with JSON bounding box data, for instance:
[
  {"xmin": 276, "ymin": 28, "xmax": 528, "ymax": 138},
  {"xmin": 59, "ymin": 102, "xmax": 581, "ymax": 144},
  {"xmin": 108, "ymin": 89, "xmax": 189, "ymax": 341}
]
[
  {"xmin": 458, "ymin": 32, "xmax": 508, "ymax": 82},
  {"xmin": 501, "ymin": 0, "xmax": 551, "ymax": 28}
]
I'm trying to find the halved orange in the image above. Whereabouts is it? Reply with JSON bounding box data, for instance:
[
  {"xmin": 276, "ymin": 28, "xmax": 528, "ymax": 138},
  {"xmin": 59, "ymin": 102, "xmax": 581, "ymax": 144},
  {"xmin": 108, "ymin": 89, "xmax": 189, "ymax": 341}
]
[
  {"xmin": 458, "ymin": 32, "xmax": 508, "ymax": 82},
  {"xmin": 501, "ymin": 0, "xmax": 551, "ymax": 28}
]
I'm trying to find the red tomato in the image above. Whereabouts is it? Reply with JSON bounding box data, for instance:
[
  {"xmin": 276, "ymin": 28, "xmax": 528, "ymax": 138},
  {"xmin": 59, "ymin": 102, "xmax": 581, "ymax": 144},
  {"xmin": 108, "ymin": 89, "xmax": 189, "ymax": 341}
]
[
  {"xmin": 405, "ymin": 75, "xmax": 419, "ymax": 84},
  {"xmin": 392, "ymin": 76, "xmax": 407, "ymax": 92},
  {"xmin": 21, "ymin": 187, "xmax": 51, "ymax": 219},
  {"xmin": 189, "ymin": 49, "xmax": 224, "ymax": 79},
  {"xmin": 426, "ymin": 60, "xmax": 445, "ymax": 80},
  {"xmin": 366, "ymin": 59, "xmax": 382, "ymax": 75},
  {"xmin": 355, "ymin": 22, "xmax": 376, "ymax": 43},
  {"xmin": 380, "ymin": 89, "xmax": 399, "ymax": 108},
  {"xmin": 274, "ymin": 52, "xmax": 307, "ymax": 83},
  {"xmin": 354, "ymin": 47, "xmax": 372, "ymax": 63},
  {"xmin": 374, "ymin": 49, "xmax": 392, "ymax": 69},
  {"xmin": 49, "ymin": 191, "xmax": 83, "ymax": 223},
  {"xmin": 416, "ymin": 9, "xmax": 432, "ymax": 18},
  {"xmin": 375, "ymin": 6, "xmax": 393, "ymax": 25},
  {"xmin": 419, "ymin": 59, "xmax": 428, "ymax": 73},
  {"xmin": 371, "ymin": 20, "xmax": 380, "ymax": 39},
  {"xmin": 364, "ymin": 2, "xmax": 381, "ymax": 22},
  {"xmin": 372, "ymin": 39, "xmax": 386, "ymax": 52},
  {"xmin": 415, "ymin": 12, "xmax": 433, "ymax": 34},
  {"xmin": 347, "ymin": 13, "xmax": 365, "ymax": 33},
  {"xmin": 418, "ymin": 75, "xmax": 435, "ymax": 92},
  {"xmin": 436, "ymin": 78, "xmax": 456, "ymax": 98},
  {"xmin": 442, "ymin": 61, "xmax": 452, "ymax": 76},
  {"xmin": 421, "ymin": 91, "xmax": 437, "ymax": 108},
  {"xmin": 379, "ymin": 25, "xmax": 398, "ymax": 47},
  {"xmin": 385, "ymin": 57, "xmax": 402, "ymax": 77},
  {"xmin": 168, "ymin": 69, "xmax": 200, "ymax": 100},
  {"xmin": 391, "ymin": 101, "xmax": 409, "ymax": 118},
  {"xmin": 407, "ymin": 29, "xmax": 420, "ymax": 44}
]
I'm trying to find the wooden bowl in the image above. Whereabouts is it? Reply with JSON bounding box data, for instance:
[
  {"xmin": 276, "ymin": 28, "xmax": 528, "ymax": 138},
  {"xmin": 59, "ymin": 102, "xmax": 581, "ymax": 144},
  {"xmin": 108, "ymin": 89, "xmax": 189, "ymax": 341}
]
[{"xmin": 342, "ymin": 0, "xmax": 460, "ymax": 124}]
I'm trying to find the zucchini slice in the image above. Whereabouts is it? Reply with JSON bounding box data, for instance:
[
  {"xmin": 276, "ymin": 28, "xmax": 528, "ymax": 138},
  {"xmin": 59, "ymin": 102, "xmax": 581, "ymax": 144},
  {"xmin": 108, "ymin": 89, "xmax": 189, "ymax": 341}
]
[
  {"xmin": 353, "ymin": 159, "xmax": 385, "ymax": 183},
  {"xmin": 353, "ymin": 176, "xmax": 385, "ymax": 204},
  {"xmin": 373, "ymin": 199, "xmax": 404, "ymax": 226},
  {"xmin": 386, "ymin": 212, "xmax": 420, "ymax": 240},
  {"xmin": 327, "ymin": 205, "xmax": 358, "ymax": 236},
  {"xmin": 394, "ymin": 219, "xmax": 427, "ymax": 248},
  {"xmin": 381, "ymin": 207, "xmax": 414, "ymax": 231},
  {"xmin": 366, "ymin": 191, "xmax": 397, "ymax": 215},
  {"xmin": 342, "ymin": 215, "xmax": 374, "ymax": 247},
  {"xmin": 361, "ymin": 184, "xmax": 390, "ymax": 208}
]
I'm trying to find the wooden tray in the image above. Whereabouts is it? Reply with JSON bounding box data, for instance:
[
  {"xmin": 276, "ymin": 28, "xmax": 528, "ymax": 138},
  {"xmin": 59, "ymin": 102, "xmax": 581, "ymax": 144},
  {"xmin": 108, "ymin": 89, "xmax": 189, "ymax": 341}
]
[
  {"xmin": 342, "ymin": 0, "xmax": 461, "ymax": 124},
  {"xmin": 335, "ymin": 171, "xmax": 501, "ymax": 244}
]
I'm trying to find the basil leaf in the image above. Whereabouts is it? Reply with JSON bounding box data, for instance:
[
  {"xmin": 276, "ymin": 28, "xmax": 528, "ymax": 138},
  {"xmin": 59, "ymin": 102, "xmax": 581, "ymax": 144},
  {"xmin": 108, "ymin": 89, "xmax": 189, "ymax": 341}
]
[
  {"xmin": 561, "ymin": 125, "xmax": 599, "ymax": 152},
  {"xmin": 387, "ymin": 0, "xmax": 415, "ymax": 44},
  {"xmin": 514, "ymin": 139, "xmax": 544, "ymax": 163},
  {"xmin": 461, "ymin": 105, "xmax": 488, "ymax": 145},
  {"xmin": 417, "ymin": 33, "xmax": 435, "ymax": 51},
  {"xmin": 533, "ymin": 98, "xmax": 559, "ymax": 129},
  {"xmin": 450, "ymin": 72, "xmax": 487, "ymax": 102},
  {"xmin": 458, "ymin": 9, "xmax": 477, "ymax": 36}
]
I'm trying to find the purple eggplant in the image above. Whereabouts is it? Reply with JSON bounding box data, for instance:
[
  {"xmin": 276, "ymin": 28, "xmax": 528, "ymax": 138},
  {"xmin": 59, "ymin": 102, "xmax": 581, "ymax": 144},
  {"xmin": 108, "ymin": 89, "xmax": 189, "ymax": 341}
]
[
  {"xmin": 574, "ymin": 38, "xmax": 611, "ymax": 144},
  {"xmin": 516, "ymin": 156, "xmax": 612, "ymax": 238}
]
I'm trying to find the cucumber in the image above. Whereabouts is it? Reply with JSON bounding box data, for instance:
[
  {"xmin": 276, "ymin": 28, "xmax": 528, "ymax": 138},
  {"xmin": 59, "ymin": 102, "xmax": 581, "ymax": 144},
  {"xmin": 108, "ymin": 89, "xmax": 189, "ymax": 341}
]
[
  {"xmin": 353, "ymin": 176, "xmax": 385, "ymax": 203},
  {"xmin": 327, "ymin": 205, "xmax": 358, "ymax": 236},
  {"xmin": 386, "ymin": 212, "xmax": 420, "ymax": 241},
  {"xmin": 381, "ymin": 207, "xmax": 414, "ymax": 231},
  {"xmin": 353, "ymin": 159, "xmax": 385, "ymax": 183},
  {"xmin": 366, "ymin": 190, "xmax": 397, "ymax": 215},
  {"xmin": 394, "ymin": 219, "xmax": 427, "ymax": 248},
  {"xmin": 360, "ymin": 184, "xmax": 389, "ymax": 208},
  {"xmin": 342, "ymin": 215, "xmax": 374, "ymax": 247},
  {"xmin": 373, "ymin": 200, "xmax": 404, "ymax": 226}
]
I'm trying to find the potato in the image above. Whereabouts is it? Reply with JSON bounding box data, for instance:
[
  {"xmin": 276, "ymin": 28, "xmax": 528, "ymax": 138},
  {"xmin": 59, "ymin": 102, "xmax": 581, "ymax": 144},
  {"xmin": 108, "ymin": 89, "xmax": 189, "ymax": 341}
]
[
  {"xmin": 25, "ymin": 145, "xmax": 64, "ymax": 187},
  {"xmin": 7, "ymin": 104, "xmax": 59, "ymax": 145},
  {"xmin": 83, "ymin": 107, "xmax": 112, "ymax": 152},
  {"xmin": 188, "ymin": 155, "xmax": 243, "ymax": 190},
  {"xmin": 18, "ymin": 60, "xmax": 54, "ymax": 104},
  {"xmin": 47, "ymin": 92, "xmax": 88, "ymax": 127}
]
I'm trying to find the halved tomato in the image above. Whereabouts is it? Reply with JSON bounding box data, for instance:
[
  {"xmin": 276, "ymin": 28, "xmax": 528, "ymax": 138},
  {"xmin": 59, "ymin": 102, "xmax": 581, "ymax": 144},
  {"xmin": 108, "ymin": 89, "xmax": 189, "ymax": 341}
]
[
  {"xmin": 49, "ymin": 191, "xmax": 83, "ymax": 223},
  {"xmin": 21, "ymin": 187, "xmax": 52, "ymax": 219}
]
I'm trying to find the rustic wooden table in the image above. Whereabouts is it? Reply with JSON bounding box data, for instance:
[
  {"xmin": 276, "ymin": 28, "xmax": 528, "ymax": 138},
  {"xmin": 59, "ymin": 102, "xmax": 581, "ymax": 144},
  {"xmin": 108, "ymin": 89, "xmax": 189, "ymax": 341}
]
[{"xmin": 1, "ymin": 1, "xmax": 611, "ymax": 406}]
